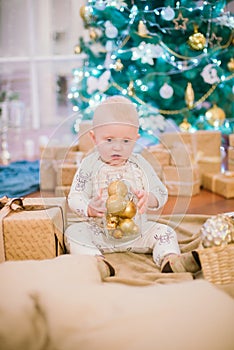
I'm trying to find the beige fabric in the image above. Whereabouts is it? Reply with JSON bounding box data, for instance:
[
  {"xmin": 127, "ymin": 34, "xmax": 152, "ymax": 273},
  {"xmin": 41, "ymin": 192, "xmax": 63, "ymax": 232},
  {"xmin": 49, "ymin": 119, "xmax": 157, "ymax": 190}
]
[
  {"xmin": 0, "ymin": 254, "xmax": 234, "ymax": 350},
  {"xmin": 0, "ymin": 214, "xmax": 234, "ymax": 350}
]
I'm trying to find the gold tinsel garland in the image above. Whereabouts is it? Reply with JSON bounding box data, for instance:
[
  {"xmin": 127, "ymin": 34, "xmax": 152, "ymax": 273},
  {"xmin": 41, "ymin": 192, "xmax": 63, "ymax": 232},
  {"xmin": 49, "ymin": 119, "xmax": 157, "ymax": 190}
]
[{"xmin": 76, "ymin": 73, "xmax": 234, "ymax": 115}]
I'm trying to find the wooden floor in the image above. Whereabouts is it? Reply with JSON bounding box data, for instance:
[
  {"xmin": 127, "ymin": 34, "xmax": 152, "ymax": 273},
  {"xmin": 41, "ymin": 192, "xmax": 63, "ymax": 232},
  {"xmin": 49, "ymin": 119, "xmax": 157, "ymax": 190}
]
[{"xmin": 29, "ymin": 188, "xmax": 234, "ymax": 217}]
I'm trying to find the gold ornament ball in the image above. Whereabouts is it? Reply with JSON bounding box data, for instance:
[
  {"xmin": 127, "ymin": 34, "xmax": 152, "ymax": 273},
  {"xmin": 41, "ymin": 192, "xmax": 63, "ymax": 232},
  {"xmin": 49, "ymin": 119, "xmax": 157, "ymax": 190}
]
[
  {"xmin": 201, "ymin": 214, "xmax": 234, "ymax": 248},
  {"xmin": 118, "ymin": 200, "xmax": 137, "ymax": 219},
  {"xmin": 179, "ymin": 118, "xmax": 192, "ymax": 132},
  {"xmin": 205, "ymin": 104, "xmax": 226, "ymax": 127},
  {"xmin": 227, "ymin": 58, "xmax": 234, "ymax": 72},
  {"xmin": 119, "ymin": 218, "xmax": 136, "ymax": 235},
  {"xmin": 74, "ymin": 44, "xmax": 82, "ymax": 54},
  {"xmin": 106, "ymin": 194, "xmax": 127, "ymax": 214},
  {"xmin": 108, "ymin": 180, "xmax": 128, "ymax": 197},
  {"xmin": 79, "ymin": 5, "xmax": 86, "ymax": 19},
  {"xmin": 188, "ymin": 32, "xmax": 206, "ymax": 51},
  {"xmin": 89, "ymin": 28, "xmax": 98, "ymax": 41},
  {"xmin": 112, "ymin": 229, "xmax": 123, "ymax": 239}
]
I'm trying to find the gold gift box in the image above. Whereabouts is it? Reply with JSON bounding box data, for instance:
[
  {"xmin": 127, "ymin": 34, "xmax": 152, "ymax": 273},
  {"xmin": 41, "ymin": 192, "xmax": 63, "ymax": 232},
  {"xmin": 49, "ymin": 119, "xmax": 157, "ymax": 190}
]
[
  {"xmin": 0, "ymin": 197, "xmax": 67, "ymax": 262},
  {"xmin": 202, "ymin": 172, "xmax": 234, "ymax": 199}
]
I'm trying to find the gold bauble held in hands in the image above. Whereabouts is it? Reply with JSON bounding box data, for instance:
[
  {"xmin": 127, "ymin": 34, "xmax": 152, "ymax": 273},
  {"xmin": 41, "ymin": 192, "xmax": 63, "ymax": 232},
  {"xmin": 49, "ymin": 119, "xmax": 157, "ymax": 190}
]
[
  {"xmin": 108, "ymin": 180, "xmax": 128, "ymax": 197},
  {"xmin": 106, "ymin": 194, "xmax": 127, "ymax": 214},
  {"xmin": 205, "ymin": 103, "xmax": 226, "ymax": 127},
  {"xmin": 118, "ymin": 200, "xmax": 137, "ymax": 219},
  {"xmin": 119, "ymin": 219, "xmax": 139, "ymax": 235}
]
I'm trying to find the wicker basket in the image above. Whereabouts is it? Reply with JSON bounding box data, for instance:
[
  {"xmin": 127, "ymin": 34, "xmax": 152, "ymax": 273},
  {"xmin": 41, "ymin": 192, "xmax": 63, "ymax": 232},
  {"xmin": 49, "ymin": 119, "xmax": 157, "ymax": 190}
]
[{"xmin": 198, "ymin": 243, "xmax": 234, "ymax": 285}]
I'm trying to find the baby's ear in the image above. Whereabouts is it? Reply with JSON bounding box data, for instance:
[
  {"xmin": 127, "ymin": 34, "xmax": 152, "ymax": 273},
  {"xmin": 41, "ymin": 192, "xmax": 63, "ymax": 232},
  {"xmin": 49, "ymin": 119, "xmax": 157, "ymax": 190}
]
[{"xmin": 89, "ymin": 130, "xmax": 95, "ymax": 142}]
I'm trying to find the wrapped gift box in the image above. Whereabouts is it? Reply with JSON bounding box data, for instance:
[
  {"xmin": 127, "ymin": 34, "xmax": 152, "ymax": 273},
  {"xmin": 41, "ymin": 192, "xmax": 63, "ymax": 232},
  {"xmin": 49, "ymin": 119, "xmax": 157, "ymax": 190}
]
[
  {"xmin": 159, "ymin": 132, "xmax": 196, "ymax": 151},
  {"xmin": 55, "ymin": 186, "xmax": 71, "ymax": 197},
  {"xmin": 202, "ymin": 172, "xmax": 234, "ymax": 199},
  {"xmin": 0, "ymin": 197, "xmax": 67, "ymax": 262},
  {"xmin": 170, "ymin": 142, "xmax": 193, "ymax": 167},
  {"xmin": 40, "ymin": 143, "xmax": 80, "ymax": 191},
  {"xmin": 57, "ymin": 163, "xmax": 78, "ymax": 186},
  {"xmin": 141, "ymin": 144, "xmax": 170, "ymax": 166},
  {"xmin": 162, "ymin": 165, "xmax": 200, "ymax": 196},
  {"xmin": 229, "ymin": 134, "xmax": 234, "ymax": 147},
  {"xmin": 140, "ymin": 147, "xmax": 163, "ymax": 179},
  {"xmin": 227, "ymin": 147, "xmax": 234, "ymax": 171}
]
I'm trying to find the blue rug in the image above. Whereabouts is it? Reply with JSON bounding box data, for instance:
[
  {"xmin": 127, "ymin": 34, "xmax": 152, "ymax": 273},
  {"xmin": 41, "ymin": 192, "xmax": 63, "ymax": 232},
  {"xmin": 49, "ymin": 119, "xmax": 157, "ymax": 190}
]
[{"xmin": 0, "ymin": 160, "xmax": 40, "ymax": 197}]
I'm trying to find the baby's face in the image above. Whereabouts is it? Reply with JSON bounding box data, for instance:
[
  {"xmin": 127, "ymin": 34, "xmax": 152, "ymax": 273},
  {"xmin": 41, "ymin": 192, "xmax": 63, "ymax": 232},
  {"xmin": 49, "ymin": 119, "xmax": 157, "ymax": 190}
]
[{"xmin": 91, "ymin": 123, "xmax": 139, "ymax": 166}]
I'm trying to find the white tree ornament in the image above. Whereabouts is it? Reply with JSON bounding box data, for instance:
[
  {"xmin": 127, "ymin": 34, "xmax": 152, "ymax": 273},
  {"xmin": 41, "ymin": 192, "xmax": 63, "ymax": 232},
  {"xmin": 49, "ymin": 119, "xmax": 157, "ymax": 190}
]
[
  {"xmin": 159, "ymin": 83, "xmax": 174, "ymax": 99},
  {"xmin": 87, "ymin": 70, "xmax": 111, "ymax": 94},
  {"xmin": 132, "ymin": 42, "xmax": 161, "ymax": 65},
  {"xmin": 201, "ymin": 64, "xmax": 220, "ymax": 84}
]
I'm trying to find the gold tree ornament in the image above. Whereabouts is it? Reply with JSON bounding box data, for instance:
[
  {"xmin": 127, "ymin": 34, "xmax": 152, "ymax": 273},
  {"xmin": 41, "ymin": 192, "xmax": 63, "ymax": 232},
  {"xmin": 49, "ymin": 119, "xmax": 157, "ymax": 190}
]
[
  {"xmin": 79, "ymin": 5, "xmax": 93, "ymax": 23},
  {"xmin": 138, "ymin": 20, "xmax": 151, "ymax": 37},
  {"xmin": 173, "ymin": 12, "xmax": 189, "ymax": 30},
  {"xmin": 127, "ymin": 80, "xmax": 135, "ymax": 96},
  {"xmin": 185, "ymin": 82, "xmax": 194, "ymax": 108},
  {"xmin": 205, "ymin": 103, "xmax": 226, "ymax": 127},
  {"xmin": 179, "ymin": 118, "xmax": 192, "ymax": 132},
  {"xmin": 74, "ymin": 44, "xmax": 82, "ymax": 54},
  {"xmin": 227, "ymin": 58, "xmax": 234, "ymax": 72},
  {"xmin": 114, "ymin": 59, "xmax": 124, "ymax": 71},
  {"xmin": 188, "ymin": 24, "xmax": 206, "ymax": 50},
  {"xmin": 89, "ymin": 28, "xmax": 98, "ymax": 41}
]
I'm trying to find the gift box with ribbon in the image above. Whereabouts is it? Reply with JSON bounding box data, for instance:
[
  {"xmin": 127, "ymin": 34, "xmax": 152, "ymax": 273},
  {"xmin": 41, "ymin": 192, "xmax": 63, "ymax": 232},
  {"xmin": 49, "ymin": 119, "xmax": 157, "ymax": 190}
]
[
  {"xmin": 0, "ymin": 197, "xmax": 67, "ymax": 262},
  {"xmin": 202, "ymin": 172, "xmax": 234, "ymax": 199},
  {"xmin": 162, "ymin": 165, "xmax": 200, "ymax": 196}
]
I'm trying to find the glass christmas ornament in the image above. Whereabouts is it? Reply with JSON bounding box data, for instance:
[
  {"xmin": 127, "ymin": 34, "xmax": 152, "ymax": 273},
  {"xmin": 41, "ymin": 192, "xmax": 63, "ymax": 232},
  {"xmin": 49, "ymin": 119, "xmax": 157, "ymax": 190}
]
[
  {"xmin": 188, "ymin": 24, "xmax": 206, "ymax": 51},
  {"xmin": 205, "ymin": 103, "xmax": 226, "ymax": 127},
  {"xmin": 104, "ymin": 180, "xmax": 141, "ymax": 243},
  {"xmin": 201, "ymin": 214, "xmax": 234, "ymax": 248}
]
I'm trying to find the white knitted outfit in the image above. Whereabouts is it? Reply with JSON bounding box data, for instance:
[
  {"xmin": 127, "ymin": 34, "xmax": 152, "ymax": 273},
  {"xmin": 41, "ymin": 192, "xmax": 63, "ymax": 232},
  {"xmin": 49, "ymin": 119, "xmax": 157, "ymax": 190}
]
[{"xmin": 66, "ymin": 151, "xmax": 180, "ymax": 267}]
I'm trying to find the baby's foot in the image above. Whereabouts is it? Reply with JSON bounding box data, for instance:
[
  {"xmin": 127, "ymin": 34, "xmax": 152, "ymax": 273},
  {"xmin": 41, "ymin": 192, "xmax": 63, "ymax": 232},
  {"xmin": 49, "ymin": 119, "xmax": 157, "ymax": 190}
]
[{"xmin": 161, "ymin": 251, "xmax": 201, "ymax": 274}]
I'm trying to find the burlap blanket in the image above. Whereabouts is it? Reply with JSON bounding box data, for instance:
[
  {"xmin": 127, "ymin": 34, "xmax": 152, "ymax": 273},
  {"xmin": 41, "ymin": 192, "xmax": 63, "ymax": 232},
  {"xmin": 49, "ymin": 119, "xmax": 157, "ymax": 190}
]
[{"xmin": 104, "ymin": 214, "xmax": 205, "ymax": 286}]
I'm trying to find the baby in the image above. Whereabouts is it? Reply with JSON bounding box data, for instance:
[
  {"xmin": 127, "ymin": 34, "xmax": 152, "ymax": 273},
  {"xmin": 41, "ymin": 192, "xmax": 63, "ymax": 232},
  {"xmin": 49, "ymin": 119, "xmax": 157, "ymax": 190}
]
[{"xmin": 66, "ymin": 95, "xmax": 201, "ymax": 275}]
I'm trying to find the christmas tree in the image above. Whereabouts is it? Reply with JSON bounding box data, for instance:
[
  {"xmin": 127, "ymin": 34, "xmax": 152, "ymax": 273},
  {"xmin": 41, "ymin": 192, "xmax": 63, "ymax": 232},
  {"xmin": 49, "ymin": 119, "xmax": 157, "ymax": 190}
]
[{"xmin": 69, "ymin": 0, "xmax": 234, "ymax": 142}]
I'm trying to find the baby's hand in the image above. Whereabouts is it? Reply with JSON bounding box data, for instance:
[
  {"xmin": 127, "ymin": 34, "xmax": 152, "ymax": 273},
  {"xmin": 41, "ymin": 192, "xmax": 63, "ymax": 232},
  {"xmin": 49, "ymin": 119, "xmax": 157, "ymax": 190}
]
[
  {"xmin": 133, "ymin": 189, "xmax": 149, "ymax": 214},
  {"xmin": 88, "ymin": 189, "xmax": 106, "ymax": 217}
]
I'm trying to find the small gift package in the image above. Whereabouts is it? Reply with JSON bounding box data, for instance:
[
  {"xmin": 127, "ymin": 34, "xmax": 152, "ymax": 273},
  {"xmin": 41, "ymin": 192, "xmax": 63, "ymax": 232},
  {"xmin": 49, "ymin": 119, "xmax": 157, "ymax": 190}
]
[
  {"xmin": 103, "ymin": 180, "xmax": 142, "ymax": 244},
  {"xmin": 0, "ymin": 197, "xmax": 67, "ymax": 262},
  {"xmin": 198, "ymin": 213, "xmax": 234, "ymax": 285},
  {"xmin": 202, "ymin": 171, "xmax": 234, "ymax": 199}
]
